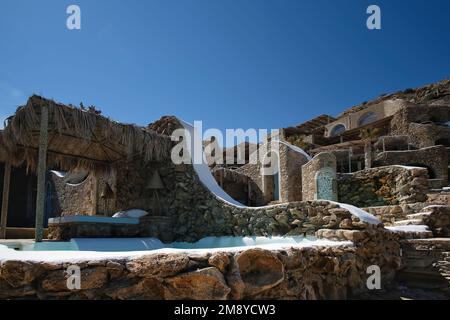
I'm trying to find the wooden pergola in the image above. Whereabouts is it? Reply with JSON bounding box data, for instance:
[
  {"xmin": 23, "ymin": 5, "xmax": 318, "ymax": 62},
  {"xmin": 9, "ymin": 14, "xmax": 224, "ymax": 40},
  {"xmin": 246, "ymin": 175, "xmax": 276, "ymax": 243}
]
[
  {"xmin": 283, "ymin": 114, "xmax": 336, "ymax": 136},
  {"xmin": 0, "ymin": 95, "xmax": 172, "ymax": 241}
]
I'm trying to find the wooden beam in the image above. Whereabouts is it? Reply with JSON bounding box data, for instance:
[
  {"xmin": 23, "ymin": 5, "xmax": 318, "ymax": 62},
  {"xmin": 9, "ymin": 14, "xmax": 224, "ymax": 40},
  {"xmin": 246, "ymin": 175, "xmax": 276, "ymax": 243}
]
[
  {"xmin": 0, "ymin": 162, "xmax": 12, "ymax": 239},
  {"xmin": 35, "ymin": 104, "xmax": 49, "ymax": 242},
  {"xmin": 16, "ymin": 144, "xmax": 112, "ymax": 166},
  {"xmin": 91, "ymin": 174, "xmax": 99, "ymax": 216}
]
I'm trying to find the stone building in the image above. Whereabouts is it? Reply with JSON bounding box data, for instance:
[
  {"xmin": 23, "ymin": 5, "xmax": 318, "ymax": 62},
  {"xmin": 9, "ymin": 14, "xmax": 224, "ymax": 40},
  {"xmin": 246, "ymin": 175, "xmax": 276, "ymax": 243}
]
[
  {"xmin": 0, "ymin": 79, "xmax": 449, "ymax": 241},
  {"xmin": 210, "ymin": 78, "xmax": 450, "ymax": 206}
]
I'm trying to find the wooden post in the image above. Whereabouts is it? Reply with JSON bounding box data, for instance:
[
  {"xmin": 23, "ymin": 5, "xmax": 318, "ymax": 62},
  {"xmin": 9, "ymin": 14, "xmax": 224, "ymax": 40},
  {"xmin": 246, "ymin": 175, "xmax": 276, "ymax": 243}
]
[
  {"xmin": 247, "ymin": 180, "xmax": 251, "ymax": 206},
  {"xmin": 91, "ymin": 175, "xmax": 99, "ymax": 216},
  {"xmin": 0, "ymin": 162, "xmax": 12, "ymax": 239},
  {"xmin": 35, "ymin": 105, "xmax": 49, "ymax": 242},
  {"xmin": 348, "ymin": 148, "xmax": 352, "ymax": 173}
]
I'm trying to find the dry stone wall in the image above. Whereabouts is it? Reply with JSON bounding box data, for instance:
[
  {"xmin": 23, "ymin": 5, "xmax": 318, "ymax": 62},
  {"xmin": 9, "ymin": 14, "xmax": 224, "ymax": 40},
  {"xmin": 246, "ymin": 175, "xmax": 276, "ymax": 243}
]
[
  {"xmin": 0, "ymin": 230, "xmax": 401, "ymax": 300},
  {"xmin": 48, "ymin": 173, "xmax": 94, "ymax": 216},
  {"xmin": 338, "ymin": 166, "xmax": 429, "ymax": 208},
  {"xmin": 374, "ymin": 146, "xmax": 448, "ymax": 183},
  {"xmin": 49, "ymin": 155, "xmax": 384, "ymax": 243}
]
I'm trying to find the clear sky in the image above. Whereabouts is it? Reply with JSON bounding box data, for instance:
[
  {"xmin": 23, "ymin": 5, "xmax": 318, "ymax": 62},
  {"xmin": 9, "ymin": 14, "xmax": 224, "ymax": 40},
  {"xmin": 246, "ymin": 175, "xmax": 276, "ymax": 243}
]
[{"xmin": 0, "ymin": 0, "xmax": 449, "ymax": 146}]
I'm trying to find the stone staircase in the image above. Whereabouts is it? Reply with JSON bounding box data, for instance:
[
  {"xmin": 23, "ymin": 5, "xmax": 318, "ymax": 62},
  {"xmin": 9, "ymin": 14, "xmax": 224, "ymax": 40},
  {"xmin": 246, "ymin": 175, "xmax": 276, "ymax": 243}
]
[
  {"xmin": 393, "ymin": 219, "xmax": 423, "ymax": 226},
  {"xmin": 427, "ymin": 185, "xmax": 450, "ymax": 205},
  {"xmin": 434, "ymin": 251, "xmax": 450, "ymax": 294},
  {"xmin": 397, "ymin": 239, "xmax": 450, "ymax": 294},
  {"xmin": 367, "ymin": 204, "xmax": 450, "ymax": 239},
  {"xmin": 363, "ymin": 187, "xmax": 450, "ymax": 294}
]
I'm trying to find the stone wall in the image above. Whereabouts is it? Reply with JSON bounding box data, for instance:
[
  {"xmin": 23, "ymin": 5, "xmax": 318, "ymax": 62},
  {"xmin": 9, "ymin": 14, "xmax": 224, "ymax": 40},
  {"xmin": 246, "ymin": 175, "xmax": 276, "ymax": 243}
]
[
  {"xmin": 236, "ymin": 142, "xmax": 309, "ymax": 203},
  {"xmin": 418, "ymin": 205, "xmax": 450, "ymax": 237},
  {"xmin": 49, "ymin": 170, "xmax": 116, "ymax": 217},
  {"xmin": 324, "ymin": 99, "xmax": 406, "ymax": 137},
  {"xmin": 374, "ymin": 145, "xmax": 448, "ymax": 183},
  {"xmin": 47, "ymin": 150, "xmax": 388, "ymax": 242},
  {"xmin": 338, "ymin": 166, "xmax": 429, "ymax": 207},
  {"xmin": 390, "ymin": 104, "xmax": 450, "ymax": 149},
  {"xmin": 0, "ymin": 227, "xmax": 401, "ymax": 300},
  {"xmin": 48, "ymin": 172, "xmax": 95, "ymax": 216},
  {"xmin": 47, "ymin": 216, "xmax": 173, "ymax": 242},
  {"xmin": 212, "ymin": 168, "xmax": 265, "ymax": 206},
  {"xmin": 48, "ymin": 151, "xmax": 384, "ymax": 243},
  {"xmin": 280, "ymin": 144, "xmax": 309, "ymax": 202},
  {"xmin": 363, "ymin": 203, "xmax": 431, "ymax": 225}
]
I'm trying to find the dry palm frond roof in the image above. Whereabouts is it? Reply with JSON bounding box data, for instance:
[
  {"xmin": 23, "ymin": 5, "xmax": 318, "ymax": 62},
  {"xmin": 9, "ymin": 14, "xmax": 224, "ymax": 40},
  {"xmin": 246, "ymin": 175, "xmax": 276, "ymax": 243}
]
[{"xmin": 2, "ymin": 95, "xmax": 173, "ymax": 173}]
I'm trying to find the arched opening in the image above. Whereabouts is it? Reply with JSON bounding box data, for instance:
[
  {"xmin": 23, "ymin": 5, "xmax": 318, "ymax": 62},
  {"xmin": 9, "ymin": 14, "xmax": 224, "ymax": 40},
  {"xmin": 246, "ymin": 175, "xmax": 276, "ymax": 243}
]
[
  {"xmin": 50, "ymin": 170, "xmax": 90, "ymax": 186},
  {"xmin": 262, "ymin": 151, "xmax": 280, "ymax": 202},
  {"xmin": 330, "ymin": 124, "xmax": 346, "ymax": 137},
  {"xmin": 406, "ymin": 163, "xmax": 436, "ymax": 179},
  {"xmin": 435, "ymin": 138, "xmax": 450, "ymax": 148},
  {"xmin": 358, "ymin": 112, "xmax": 378, "ymax": 127}
]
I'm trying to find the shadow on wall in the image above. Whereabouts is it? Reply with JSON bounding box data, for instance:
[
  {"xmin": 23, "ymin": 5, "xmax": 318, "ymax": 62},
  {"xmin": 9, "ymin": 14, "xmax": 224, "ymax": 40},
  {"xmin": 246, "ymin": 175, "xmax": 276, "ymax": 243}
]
[
  {"xmin": 404, "ymin": 163, "xmax": 436, "ymax": 179},
  {"xmin": 0, "ymin": 164, "xmax": 37, "ymax": 228}
]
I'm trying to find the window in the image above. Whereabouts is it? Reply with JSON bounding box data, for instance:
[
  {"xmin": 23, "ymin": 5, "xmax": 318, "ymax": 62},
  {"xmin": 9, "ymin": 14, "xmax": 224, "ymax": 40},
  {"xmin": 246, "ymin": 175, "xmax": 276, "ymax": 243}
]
[
  {"xmin": 330, "ymin": 124, "xmax": 346, "ymax": 137},
  {"xmin": 358, "ymin": 112, "xmax": 377, "ymax": 126}
]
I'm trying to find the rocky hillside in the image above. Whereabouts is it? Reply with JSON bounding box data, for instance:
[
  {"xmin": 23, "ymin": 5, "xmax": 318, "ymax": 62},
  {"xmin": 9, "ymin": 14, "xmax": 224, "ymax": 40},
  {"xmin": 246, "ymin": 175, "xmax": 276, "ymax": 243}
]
[{"xmin": 339, "ymin": 78, "xmax": 450, "ymax": 117}]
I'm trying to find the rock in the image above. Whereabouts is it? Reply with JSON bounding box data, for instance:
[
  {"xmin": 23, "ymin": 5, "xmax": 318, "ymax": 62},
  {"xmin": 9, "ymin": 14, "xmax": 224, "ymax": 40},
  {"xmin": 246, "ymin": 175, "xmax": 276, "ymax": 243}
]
[
  {"xmin": 41, "ymin": 267, "xmax": 108, "ymax": 292},
  {"xmin": 235, "ymin": 249, "xmax": 284, "ymax": 297},
  {"xmin": 208, "ymin": 253, "xmax": 230, "ymax": 273},
  {"xmin": 225, "ymin": 258, "xmax": 245, "ymax": 300},
  {"xmin": 0, "ymin": 260, "xmax": 43, "ymax": 288},
  {"xmin": 342, "ymin": 230, "xmax": 366, "ymax": 242},
  {"xmin": 290, "ymin": 219, "xmax": 302, "ymax": 227},
  {"xmin": 106, "ymin": 261, "xmax": 124, "ymax": 279},
  {"xmin": 164, "ymin": 267, "xmax": 231, "ymax": 300},
  {"xmin": 339, "ymin": 219, "xmax": 353, "ymax": 229},
  {"xmin": 126, "ymin": 254, "xmax": 190, "ymax": 277},
  {"xmin": 106, "ymin": 277, "xmax": 165, "ymax": 300},
  {"xmin": 0, "ymin": 279, "xmax": 36, "ymax": 298}
]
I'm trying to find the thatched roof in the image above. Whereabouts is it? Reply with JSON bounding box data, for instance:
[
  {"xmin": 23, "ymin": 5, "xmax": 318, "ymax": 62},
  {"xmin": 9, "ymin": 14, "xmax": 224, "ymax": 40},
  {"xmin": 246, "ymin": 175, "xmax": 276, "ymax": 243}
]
[{"xmin": 2, "ymin": 95, "xmax": 172, "ymax": 173}]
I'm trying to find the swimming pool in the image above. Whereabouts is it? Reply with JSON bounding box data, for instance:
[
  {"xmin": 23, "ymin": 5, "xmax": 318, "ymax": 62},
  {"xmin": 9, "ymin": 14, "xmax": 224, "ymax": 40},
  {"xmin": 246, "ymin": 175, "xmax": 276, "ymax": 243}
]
[{"xmin": 0, "ymin": 236, "xmax": 349, "ymax": 253}]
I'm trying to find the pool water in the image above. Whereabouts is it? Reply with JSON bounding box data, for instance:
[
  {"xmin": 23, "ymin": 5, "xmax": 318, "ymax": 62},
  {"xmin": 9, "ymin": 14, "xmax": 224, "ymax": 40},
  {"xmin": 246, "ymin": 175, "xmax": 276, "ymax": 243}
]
[{"xmin": 1, "ymin": 236, "xmax": 320, "ymax": 252}]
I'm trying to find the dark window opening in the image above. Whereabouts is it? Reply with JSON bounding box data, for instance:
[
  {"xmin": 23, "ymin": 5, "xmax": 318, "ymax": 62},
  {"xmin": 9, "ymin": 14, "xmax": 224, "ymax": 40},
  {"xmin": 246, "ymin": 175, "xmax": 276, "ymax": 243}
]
[
  {"xmin": 358, "ymin": 112, "xmax": 378, "ymax": 127},
  {"xmin": 330, "ymin": 124, "xmax": 346, "ymax": 137}
]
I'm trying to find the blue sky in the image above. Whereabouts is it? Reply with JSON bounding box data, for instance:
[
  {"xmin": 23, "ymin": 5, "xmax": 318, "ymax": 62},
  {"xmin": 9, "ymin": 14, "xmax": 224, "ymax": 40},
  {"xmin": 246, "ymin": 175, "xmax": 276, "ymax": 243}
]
[{"xmin": 0, "ymin": 0, "xmax": 449, "ymax": 146}]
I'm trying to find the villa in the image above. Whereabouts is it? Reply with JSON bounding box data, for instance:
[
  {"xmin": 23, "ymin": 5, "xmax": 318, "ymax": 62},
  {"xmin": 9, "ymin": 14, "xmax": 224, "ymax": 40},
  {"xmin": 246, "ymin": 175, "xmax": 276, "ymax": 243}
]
[{"xmin": 0, "ymin": 79, "xmax": 449, "ymax": 300}]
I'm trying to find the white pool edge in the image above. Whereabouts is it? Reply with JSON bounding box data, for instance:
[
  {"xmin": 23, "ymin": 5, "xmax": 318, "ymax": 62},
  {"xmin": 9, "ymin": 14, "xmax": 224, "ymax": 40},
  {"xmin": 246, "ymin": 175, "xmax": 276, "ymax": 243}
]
[{"xmin": 0, "ymin": 239, "xmax": 353, "ymax": 263}]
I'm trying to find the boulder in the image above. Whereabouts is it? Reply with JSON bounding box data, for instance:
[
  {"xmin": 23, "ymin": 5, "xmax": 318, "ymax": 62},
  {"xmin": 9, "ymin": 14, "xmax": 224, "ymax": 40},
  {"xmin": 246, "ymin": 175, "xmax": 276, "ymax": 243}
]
[
  {"xmin": 235, "ymin": 249, "xmax": 284, "ymax": 297},
  {"xmin": 208, "ymin": 252, "xmax": 230, "ymax": 273},
  {"xmin": 126, "ymin": 254, "xmax": 190, "ymax": 278},
  {"xmin": 0, "ymin": 260, "xmax": 43, "ymax": 288},
  {"xmin": 41, "ymin": 267, "xmax": 108, "ymax": 292},
  {"xmin": 164, "ymin": 267, "xmax": 231, "ymax": 300},
  {"xmin": 106, "ymin": 277, "xmax": 165, "ymax": 300}
]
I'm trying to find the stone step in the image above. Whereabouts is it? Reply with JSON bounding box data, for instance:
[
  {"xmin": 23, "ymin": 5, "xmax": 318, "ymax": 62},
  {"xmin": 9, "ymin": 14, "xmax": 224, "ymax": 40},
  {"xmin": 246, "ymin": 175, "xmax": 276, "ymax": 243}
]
[
  {"xmin": 386, "ymin": 225, "xmax": 433, "ymax": 239},
  {"xmin": 406, "ymin": 212, "xmax": 432, "ymax": 220},
  {"xmin": 393, "ymin": 219, "xmax": 424, "ymax": 226}
]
